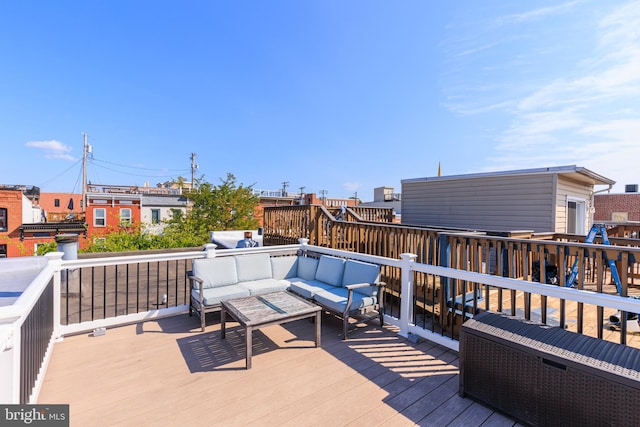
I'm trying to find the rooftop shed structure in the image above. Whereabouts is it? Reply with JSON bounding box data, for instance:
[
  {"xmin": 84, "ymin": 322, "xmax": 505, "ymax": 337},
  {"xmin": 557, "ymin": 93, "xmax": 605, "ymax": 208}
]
[{"xmin": 401, "ymin": 165, "xmax": 615, "ymax": 234}]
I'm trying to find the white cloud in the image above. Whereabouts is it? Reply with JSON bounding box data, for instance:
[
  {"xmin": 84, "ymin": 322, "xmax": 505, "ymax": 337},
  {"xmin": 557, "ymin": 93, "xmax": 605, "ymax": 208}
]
[
  {"xmin": 491, "ymin": 1, "xmax": 640, "ymax": 191},
  {"xmin": 25, "ymin": 140, "xmax": 77, "ymax": 161},
  {"xmin": 496, "ymin": 1, "xmax": 581, "ymax": 25},
  {"xmin": 343, "ymin": 181, "xmax": 360, "ymax": 193}
]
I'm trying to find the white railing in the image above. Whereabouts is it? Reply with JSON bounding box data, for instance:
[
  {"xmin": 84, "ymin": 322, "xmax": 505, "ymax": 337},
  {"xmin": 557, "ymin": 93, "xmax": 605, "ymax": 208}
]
[{"xmin": 6, "ymin": 240, "xmax": 640, "ymax": 403}]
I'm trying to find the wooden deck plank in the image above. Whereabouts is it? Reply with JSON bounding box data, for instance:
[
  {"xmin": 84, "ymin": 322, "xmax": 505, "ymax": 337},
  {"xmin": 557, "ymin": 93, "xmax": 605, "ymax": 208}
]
[{"xmin": 38, "ymin": 313, "xmax": 515, "ymax": 427}]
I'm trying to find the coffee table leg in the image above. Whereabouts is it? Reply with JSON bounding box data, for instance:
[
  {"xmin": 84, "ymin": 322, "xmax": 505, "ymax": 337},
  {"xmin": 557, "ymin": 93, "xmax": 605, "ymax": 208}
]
[
  {"xmin": 246, "ymin": 327, "xmax": 252, "ymax": 369},
  {"xmin": 221, "ymin": 307, "xmax": 226, "ymax": 339},
  {"xmin": 315, "ymin": 311, "xmax": 321, "ymax": 348}
]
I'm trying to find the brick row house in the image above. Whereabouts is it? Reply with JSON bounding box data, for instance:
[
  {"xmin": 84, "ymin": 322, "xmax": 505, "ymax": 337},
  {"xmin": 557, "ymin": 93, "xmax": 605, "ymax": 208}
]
[
  {"xmin": 0, "ymin": 185, "xmax": 86, "ymax": 257},
  {"xmin": 84, "ymin": 185, "xmax": 142, "ymax": 246}
]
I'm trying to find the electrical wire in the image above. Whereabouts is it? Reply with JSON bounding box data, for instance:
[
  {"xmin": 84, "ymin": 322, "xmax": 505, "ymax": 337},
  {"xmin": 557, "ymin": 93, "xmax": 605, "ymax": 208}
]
[
  {"xmin": 38, "ymin": 158, "xmax": 83, "ymax": 188},
  {"xmin": 91, "ymin": 157, "xmax": 190, "ymax": 172},
  {"xmin": 89, "ymin": 160, "xmax": 190, "ymax": 178}
]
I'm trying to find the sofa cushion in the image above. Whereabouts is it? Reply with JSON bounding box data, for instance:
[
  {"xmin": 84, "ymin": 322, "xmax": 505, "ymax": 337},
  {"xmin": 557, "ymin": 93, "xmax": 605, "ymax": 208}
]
[
  {"xmin": 241, "ymin": 278, "xmax": 289, "ymax": 295},
  {"xmin": 297, "ymin": 257, "xmax": 319, "ymax": 281},
  {"xmin": 270, "ymin": 256, "xmax": 299, "ymax": 280},
  {"xmin": 192, "ymin": 285, "xmax": 250, "ymax": 307},
  {"xmin": 289, "ymin": 279, "xmax": 337, "ymax": 299},
  {"xmin": 341, "ymin": 260, "xmax": 381, "ymax": 297},
  {"xmin": 314, "ymin": 255, "xmax": 345, "ymax": 287},
  {"xmin": 235, "ymin": 253, "xmax": 272, "ymax": 282},
  {"xmin": 192, "ymin": 257, "xmax": 238, "ymax": 289},
  {"xmin": 313, "ymin": 287, "xmax": 378, "ymax": 314}
]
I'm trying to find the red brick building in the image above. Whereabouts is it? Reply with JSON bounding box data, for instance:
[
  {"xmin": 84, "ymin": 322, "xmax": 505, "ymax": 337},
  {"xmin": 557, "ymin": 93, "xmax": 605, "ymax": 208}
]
[
  {"xmin": 39, "ymin": 192, "xmax": 84, "ymax": 222},
  {"xmin": 0, "ymin": 185, "xmax": 85, "ymax": 257},
  {"xmin": 594, "ymin": 191, "xmax": 640, "ymax": 223},
  {"xmin": 85, "ymin": 188, "xmax": 142, "ymax": 246}
]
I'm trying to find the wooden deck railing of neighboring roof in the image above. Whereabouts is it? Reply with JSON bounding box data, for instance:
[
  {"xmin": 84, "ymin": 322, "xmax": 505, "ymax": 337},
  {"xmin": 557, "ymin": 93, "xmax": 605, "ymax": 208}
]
[{"xmin": 263, "ymin": 205, "xmax": 640, "ymax": 338}]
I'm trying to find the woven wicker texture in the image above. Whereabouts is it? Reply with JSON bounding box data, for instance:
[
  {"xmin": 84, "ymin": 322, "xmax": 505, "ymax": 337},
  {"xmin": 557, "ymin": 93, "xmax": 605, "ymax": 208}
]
[{"xmin": 460, "ymin": 311, "xmax": 640, "ymax": 426}]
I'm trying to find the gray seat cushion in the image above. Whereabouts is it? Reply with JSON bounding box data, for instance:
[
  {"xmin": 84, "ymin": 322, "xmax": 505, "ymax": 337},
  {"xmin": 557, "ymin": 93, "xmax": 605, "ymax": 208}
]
[
  {"xmin": 342, "ymin": 260, "xmax": 380, "ymax": 297},
  {"xmin": 241, "ymin": 278, "xmax": 289, "ymax": 295},
  {"xmin": 235, "ymin": 253, "xmax": 272, "ymax": 282},
  {"xmin": 270, "ymin": 256, "xmax": 299, "ymax": 280},
  {"xmin": 192, "ymin": 285, "xmax": 250, "ymax": 307},
  {"xmin": 297, "ymin": 257, "xmax": 319, "ymax": 280},
  {"xmin": 289, "ymin": 279, "xmax": 337, "ymax": 299},
  {"xmin": 192, "ymin": 257, "xmax": 238, "ymax": 289},
  {"xmin": 313, "ymin": 287, "xmax": 377, "ymax": 314},
  {"xmin": 314, "ymin": 255, "xmax": 345, "ymax": 286}
]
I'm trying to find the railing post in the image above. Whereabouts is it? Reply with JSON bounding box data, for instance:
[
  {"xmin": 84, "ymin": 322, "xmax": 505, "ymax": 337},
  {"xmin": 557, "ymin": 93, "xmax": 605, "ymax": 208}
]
[
  {"xmin": 45, "ymin": 251, "xmax": 64, "ymax": 341},
  {"xmin": 203, "ymin": 243, "xmax": 217, "ymax": 258},
  {"xmin": 298, "ymin": 238, "xmax": 309, "ymax": 256},
  {"xmin": 398, "ymin": 252, "xmax": 418, "ymax": 338}
]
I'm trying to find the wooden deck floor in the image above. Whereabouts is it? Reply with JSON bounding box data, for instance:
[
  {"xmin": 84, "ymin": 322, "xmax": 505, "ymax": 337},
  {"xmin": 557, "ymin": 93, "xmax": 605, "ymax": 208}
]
[{"xmin": 39, "ymin": 313, "xmax": 520, "ymax": 427}]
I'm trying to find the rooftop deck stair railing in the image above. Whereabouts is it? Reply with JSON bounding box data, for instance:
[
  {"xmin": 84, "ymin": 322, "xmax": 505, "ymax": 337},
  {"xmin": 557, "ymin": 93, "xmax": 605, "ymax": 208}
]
[{"xmin": 6, "ymin": 237, "xmax": 640, "ymax": 404}]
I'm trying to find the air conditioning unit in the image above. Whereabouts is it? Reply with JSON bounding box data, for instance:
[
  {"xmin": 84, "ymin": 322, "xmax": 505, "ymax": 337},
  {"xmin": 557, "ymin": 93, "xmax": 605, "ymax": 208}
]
[{"xmin": 625, "ymin": 184, "xmax": 638, "ymax": 193}]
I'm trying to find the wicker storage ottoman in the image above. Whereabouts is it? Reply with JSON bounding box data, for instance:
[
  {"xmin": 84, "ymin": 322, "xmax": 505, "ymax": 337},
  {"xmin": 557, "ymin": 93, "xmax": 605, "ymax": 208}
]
[{"xmin": 459, "ymin": 311, "xmax": 640, "ymax": 427}]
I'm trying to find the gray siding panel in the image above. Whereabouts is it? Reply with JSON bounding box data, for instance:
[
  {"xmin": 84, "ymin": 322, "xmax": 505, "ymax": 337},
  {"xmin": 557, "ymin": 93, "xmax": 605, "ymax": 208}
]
[{"xmin": 401, "ymin": 174, "xmax": 556, "ymax": 232}]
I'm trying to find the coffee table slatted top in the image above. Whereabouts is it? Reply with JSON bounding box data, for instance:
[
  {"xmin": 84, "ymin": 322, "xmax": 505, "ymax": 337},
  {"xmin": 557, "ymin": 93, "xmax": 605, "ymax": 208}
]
[{"xmin": 221, "ymin": 291, "xmax": 321, "ymax": 327}]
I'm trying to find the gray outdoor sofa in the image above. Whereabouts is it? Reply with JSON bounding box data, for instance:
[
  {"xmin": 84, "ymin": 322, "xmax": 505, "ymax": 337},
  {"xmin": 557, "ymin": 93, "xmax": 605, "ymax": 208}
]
[{"xmin": 188, "ymin": 252, "xmax": 385, "ymax": 338}]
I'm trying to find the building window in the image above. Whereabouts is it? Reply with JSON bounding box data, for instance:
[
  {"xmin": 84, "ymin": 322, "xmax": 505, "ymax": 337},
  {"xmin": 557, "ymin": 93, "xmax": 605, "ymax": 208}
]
[
  {"xmin": 120, "ymin": 208, "xmax": 132, "ymax": 226},
  {"xmin": 151, "ymin": 209, "xmax": 161, "ymax": 224},
  {"xmin": 170, "ymin": 208, "xmax": 182, "ymax": 219},
  {"xmin": 0, "ymin": 244, "xmax": 6, "ymax": 258},
  {"xmin": 94, "ymin": 208, "xmax": 106, "ymax": 227},
  {"xmin": 0, "ymin": 208, "xmax": 7, "ymax": 232},
  {"xmin": 54, "ymin": 199, "xmax": 60, "ymax": 207}
]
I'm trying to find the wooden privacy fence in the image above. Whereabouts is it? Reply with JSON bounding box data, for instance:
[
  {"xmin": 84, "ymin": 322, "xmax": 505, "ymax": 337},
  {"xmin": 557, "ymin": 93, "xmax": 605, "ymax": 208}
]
[{"xmin": 263, "ymin": 205, "xmax": 640, "ymax": 336}]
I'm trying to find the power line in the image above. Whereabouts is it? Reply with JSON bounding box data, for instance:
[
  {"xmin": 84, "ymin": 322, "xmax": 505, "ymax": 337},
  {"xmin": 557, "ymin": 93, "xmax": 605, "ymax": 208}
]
[
  {"xmin": 91, "ymin": 157, "xmax": 189, "ymax": 172},
  {"xmin": 38, "ymin": 158, "xmax": 83, "ymax": 188},
  {"xmin": 90, "ymin": 162, "xmax": 189, "ymax": 178}
]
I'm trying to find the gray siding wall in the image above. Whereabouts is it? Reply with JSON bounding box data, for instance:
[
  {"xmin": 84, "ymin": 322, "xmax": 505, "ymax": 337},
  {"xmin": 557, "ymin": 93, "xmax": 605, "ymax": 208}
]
[{"xmin": 401, "ymin": 174, "xmax": 556, "ymax": 232}]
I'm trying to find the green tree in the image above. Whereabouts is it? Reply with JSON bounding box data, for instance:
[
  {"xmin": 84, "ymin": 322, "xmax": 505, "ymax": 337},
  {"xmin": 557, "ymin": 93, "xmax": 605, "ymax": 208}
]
[{"xmin": 165, "ymin": 173, "xmax": 259, "ymax": 243}]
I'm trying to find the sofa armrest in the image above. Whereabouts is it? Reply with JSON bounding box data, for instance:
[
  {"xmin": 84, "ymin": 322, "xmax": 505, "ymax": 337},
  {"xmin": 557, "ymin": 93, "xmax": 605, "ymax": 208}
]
[
  {"xmin": 187, "ymin": 271, "xmax": 205, "ymax": 305},
  {"xmin": 343, "ymin": 282, "xmax": 386, "ymax": 315},
  {"xmin": 344, "ymin": 281, "xmax": 386, "ymax": 290}
]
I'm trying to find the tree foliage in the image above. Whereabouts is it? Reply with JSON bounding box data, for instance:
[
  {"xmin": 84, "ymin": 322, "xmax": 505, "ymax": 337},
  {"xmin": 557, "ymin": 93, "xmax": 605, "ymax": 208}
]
[
  {"xmin": 81, "ymin": 173, "xmax": 260, "ymax": 253},
  {"xmin": 164, "ymin": 173, "xmax": 259, "ymax": 243}
]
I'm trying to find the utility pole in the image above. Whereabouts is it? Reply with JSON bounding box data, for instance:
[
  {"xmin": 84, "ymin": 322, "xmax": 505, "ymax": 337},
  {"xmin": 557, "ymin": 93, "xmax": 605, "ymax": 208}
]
[
  {"xmin": 82, "ymin": 133, "xmax": 89, "ymax": 212},
  {"xmin": 281, "ymin": 181, "xmax": 289, "ymax": 197},
  {"xmin": 298, "ymin": 186, "xmax": 305, "ymax": 205},
  {"xmin": 190, "ymin": 152, "xmax": 197, "ymax": 191},
  {"xmin": 320, "ymin": 189, "xmax": 327, "ymax": 206}
]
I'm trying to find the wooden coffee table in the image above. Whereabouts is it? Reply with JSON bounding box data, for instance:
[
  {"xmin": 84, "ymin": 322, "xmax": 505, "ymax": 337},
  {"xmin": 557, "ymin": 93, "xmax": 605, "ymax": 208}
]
[{"xmin": 220, "ymin": 291, "xmax": 322, "ymax": 369}]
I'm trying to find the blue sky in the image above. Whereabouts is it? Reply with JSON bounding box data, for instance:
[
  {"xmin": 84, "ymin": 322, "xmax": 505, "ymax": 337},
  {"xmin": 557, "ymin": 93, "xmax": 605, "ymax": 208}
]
[{"xmin": 2, "ymin": 1, "xmax": 639, "ymax": 200}]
